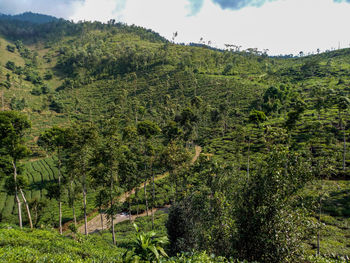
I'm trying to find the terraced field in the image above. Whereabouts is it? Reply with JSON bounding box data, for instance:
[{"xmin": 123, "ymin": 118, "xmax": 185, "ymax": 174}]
[
  {"xmin": 0, "ymin": 157, "xmax": 58, "ymax": 223},
  {"xmin": 0, "ymin": 156, "xmax": 99, "ymax": 227}
]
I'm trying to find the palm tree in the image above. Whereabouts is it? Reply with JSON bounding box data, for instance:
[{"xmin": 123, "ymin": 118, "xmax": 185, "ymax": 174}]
[{"xmin": 123, "ymin": 223, "xmax": 168, "ymax": 262}]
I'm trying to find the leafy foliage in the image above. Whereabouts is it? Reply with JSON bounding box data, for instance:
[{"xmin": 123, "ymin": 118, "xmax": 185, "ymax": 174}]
[{"xmin": 123, "ymin": 223, "xmax": 168, "ymax": 262}]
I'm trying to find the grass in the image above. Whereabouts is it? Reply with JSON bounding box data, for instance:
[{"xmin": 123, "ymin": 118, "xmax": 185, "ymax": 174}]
[{"xmin": 0, "ymin": 39, "xmax": 25, "ymax": 67}]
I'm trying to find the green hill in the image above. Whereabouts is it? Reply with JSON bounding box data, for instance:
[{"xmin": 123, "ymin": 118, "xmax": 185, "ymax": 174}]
[
  {"xmin": 0, "ymin": 12, "xmax": 59, "ymax": 24},
  {"xmin": 0, "ymin": 17, "xmax": 350, "ymax": 261}
]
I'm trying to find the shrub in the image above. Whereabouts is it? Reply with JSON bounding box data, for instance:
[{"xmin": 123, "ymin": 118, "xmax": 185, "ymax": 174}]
[
  {"xmin": 6, "ymin": 45, "xmax": 15, "ymax": 53},
  {"xmin": 44, "ymin": 71, "xmax": 53, "ymax": 80},
  {"xmin": 49, "ymin": 100, "xmax": 64, "ymax": 113},
  {"xmin": 25, "ymin": 72, "xmax": 43, "ymax": 85},
  {"xmin": 5, "ymin": 61, "xmax": 15, "ymax": 71},
  {"xmin": 30, "ymin": 87, "xmax": 42, "ymax": 96},
  {"xmin": 10, "ymin": 97, "xmax": 26, "ymax": 110},
  {"xmin": 41, "ymin": 86, "xmax": 50, "ymax": 94},
  {"xmin": 0, "ymin": 81, "xmax": 11, "ymax": 89},
  {"xmin": 222, "ymin": 63, "xmax": 233, "ymax": 75},
  {"xmin": 14, "ymin": 66, "xmax": 23, "ymax": 75},
  {"xmin": 68, "ymin": 224, "xmax": 77, "ymax": 233}
]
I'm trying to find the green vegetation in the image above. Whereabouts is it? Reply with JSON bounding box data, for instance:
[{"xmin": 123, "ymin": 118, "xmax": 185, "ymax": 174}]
[
  {"xmin": 0, "ymin": 14, "xmax": 349, "ymax": 262},
  {"xmin": 0, "ymin": 224, "xmax": 123, "ymax": 262}
]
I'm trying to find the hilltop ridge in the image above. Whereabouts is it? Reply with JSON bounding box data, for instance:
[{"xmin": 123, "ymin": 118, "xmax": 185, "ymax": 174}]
[{"xmin": 0, "ymin": 12, "xmax": 59, "ymax": 24}]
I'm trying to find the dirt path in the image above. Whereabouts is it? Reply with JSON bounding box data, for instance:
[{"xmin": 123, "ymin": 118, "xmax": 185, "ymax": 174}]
[
  {"xmin": 78, "ymin": 206, "xmax": 171, "ymax": 234},
  {"xmin": 77, "ymin": 145, "xmax": 202, "ymax": 234}
]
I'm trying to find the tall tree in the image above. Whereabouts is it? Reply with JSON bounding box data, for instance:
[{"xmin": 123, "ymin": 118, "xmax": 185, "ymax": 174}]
[
  {"xmin": 91, "ymin": 119, "xmax": 122, "ymax": 244},
  {"xmin": 166, "ymin": 157, "xmax": 235, "ymax": 257},
  {"xmin": 235, "ymin": 149, "xmax": 311, "ymax": 263},
  {"xmin": 65, "ymin": 123, "xmax": 97, "ymax": 236},
  {"xmin": 121, "ymin": 125, "xmax": 140, "ymax": 221},
  {"xmin": 161, "ymin": 141, "xmax": 191, "ymax": 204},
  {"xmin": 118, "ymin": 145, "xmax": 138, "ymax": 223},
  {"xmin": 336, "ymin": 96, "xmax": 350, "ymax": 171},
  {"xmin": 175, "ymin": 108, "xmax": 198, "ymax": 147},
  {"xmin": 0, "ymin": 111, "xmax": 32, "ymax": 228},
  {"xmin": 38, "ymin": 126, "xmax": 68, "ymax": 234},
  {"xmin": 137, "ymin": 120, "xmax": 161, "ymax": 217}
]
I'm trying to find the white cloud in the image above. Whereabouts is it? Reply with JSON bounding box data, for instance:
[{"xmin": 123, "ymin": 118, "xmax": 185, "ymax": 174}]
[
  {"xmin": 119, "ymin": 0, "xmax": 189, "ymax": 38},
  {"xmin": 68, "ymin": 0, "xmax": 350, "ymax": 55},
  {"xmin": 70, "ymin": 0, "xmax": 125, "ymax": 22}
]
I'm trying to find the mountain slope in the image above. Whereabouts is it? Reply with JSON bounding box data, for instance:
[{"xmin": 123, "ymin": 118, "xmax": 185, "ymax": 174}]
[
  {"xmin": 0, "ymin": 17, "xmax": 350, "ymax": 257},
  {"xmin": 0, "ymin": 12, "xmax": 59, "ymax": 24}
]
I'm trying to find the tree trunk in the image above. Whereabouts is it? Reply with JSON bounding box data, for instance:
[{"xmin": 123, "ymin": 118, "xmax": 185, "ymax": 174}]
[
  {"xmin": 317, "ymin": 197, "xmax": 322, "ymax": 256},
  {"xmin": 343, "ymin": 122, "xmax": 346, "ymax": 171},
  {"xmin": 19, "ymin": 188, "xmax": 33, "ymax": 229},
  {"xmin": 170, "ymin": 171, "xmax": 177, "ymax": 205},
  {"xmin": 128, "ymin": 197, "xmax": 132, "ymax": 223},
  {"xmin": 152, "ymin": 166, "xmax": 155, "ymax": 230},
  {"xmin": 111, "ymin": 207, "xmax": 116, "ymax": 245},
  {"xmin": 175, "ymin": 172, "xmax": 178, "ymax": 204},
  {"xmin": 247, "ymin": 134, "xmax": 251, "ymax": 180},
  {"xmin": 69, "ymin": 180, "xmax": 77, "ymax": 226},
  {"xmin": 83, "ymin": 175, "xmax": 88, "ymax": 236},
  {"xmin": 144, "ymin": 179, "xmax": 149, "ymax": 216},
  {"xmin": 100, "ymin": 207, "xmax": 104, "ymax": 231},
  {"xmin": 12, "ymin": 160, "xmax": 22, "ymax": 229},
  {"xmin": 58, "ymin": 155, "xmax": 62, "ymax": 234},
  {"xmin": 35, "ymin": 208, "xmax": 38, "ymax": 226},
  {"xmin": 73, "ymin": 205, "xmax": 77, "ymax": 226},
  {"xmin": 340, "ymin": 112, "xmax": 346, "ymax": 171},
  {"xmin": 15, "ymin": 194, "xmax": 22, "ymax": 229},
  {"xmin": 135, "ymin": 187, "xmax": 139, "ymax": 216},
  {"xmin": 110, "ymin": 178, "xmax": 116, "ymax": 245},
  {"xmin": 58, "ymin": 197, "xmax": 62, "ymax": 234},
  {"xmin": 1, "ymin": 90, "xmax": 4, "ymax": 111}
]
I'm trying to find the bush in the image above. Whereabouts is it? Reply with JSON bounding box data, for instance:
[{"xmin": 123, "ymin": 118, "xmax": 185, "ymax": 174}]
[
  {"xmin": 41, "ymin": 86, "xmax": 50, "ymax": 94},
  {"xmin": 14, "ymin": 66, "xmax": 23, "ymax": 75},
  {"xmin": 24, "ymin": 71, "xmax": 42, "ymax": 85},
  {"xmin": 0, "ymin": 81, "xmax": 11, "ymax": 89},
  {"xmin": 10, "ymin": 97, "xmax": 26, "ymax": 111},
  {"xmin": 30, "ymin": 87, "xmax": 42, "ymax": 96},
  {"xmin": 5, "ymin": 61, "xmax": 15, "ymax": 71},
  {"xmin": 222, "ymin": 63, "xmax": 233, "ymax": 75},
  {"xmin": 68, "ymin": 223, "xmax": 77, "ymax": 233},
  {"xmin": 49, "ymin": 100, "xmax": 64, "ymax": 113},
  {"xmin": 0, "ymin": 228, "xmax": 124, "ymax": 262},
  {"xmin": 6, "ymin": 45, "xmax": 15, "ymax": 53},
  {"xmin": 44, "ymin": 71, "xmax": 53, "ymax": 80}
]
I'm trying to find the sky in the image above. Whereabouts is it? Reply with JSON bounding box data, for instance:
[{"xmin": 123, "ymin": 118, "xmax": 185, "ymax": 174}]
[{"xmin": 1, "ymin": 0, "xmax": 350, "ymax": 55}]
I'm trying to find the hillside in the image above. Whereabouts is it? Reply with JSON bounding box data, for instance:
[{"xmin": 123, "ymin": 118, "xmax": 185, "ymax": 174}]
[
  {"xmin": 0, "ymin": 16, "xmax": 350, "ymax": 261},
  {"xmin": 0, "ymin": 12, "xmax": 59, "ymax": 24}
]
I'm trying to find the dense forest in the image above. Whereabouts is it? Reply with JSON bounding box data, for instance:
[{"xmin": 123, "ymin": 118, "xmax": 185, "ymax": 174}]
[{"xmin": 0, "ymin": 13, "xmax": 349, "ymax": 262}]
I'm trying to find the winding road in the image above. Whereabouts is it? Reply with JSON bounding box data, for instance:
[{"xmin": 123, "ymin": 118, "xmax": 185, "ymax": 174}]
[{"xmin": 77, "ymin": 145, "xmax": 202, "ymax": 234}]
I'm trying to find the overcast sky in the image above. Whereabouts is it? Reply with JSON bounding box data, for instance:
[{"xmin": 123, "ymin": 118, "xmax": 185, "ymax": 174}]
[{"xmin": 1, "ymin": 0, "xmax": 350, "ymax": 55}]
